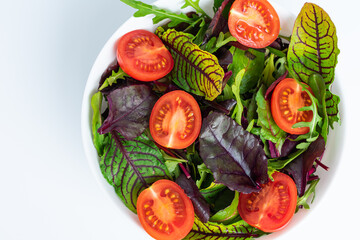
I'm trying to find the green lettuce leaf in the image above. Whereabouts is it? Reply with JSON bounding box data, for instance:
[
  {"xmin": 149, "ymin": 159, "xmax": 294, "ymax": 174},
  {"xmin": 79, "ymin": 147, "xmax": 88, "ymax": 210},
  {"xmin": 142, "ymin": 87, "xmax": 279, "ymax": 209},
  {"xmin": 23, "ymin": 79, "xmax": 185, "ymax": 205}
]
[
  {"xmin": 157, "ymin": 28, "xmax": 224, "ymax": 100},
  {"xmin": 120, "ymin": 0, "xmax": 199, "ymax": 27},
  {"xmin": 100, "ymin": 132, "xmax": 171, "ymax": 213},
  {"xmin": 228, "ymin": 47, "xmax": 265, "ymax": 93},
  {"xmin": 287, "ymin": 3, "xmax": 340, "ymax": 127},
  {"xmin": 91, "ymin": 92, "xmax": 108, "ymax": 156},
  {"xmin": 256, "ymin": 85, "xmax": 287, "ymax": 153}
]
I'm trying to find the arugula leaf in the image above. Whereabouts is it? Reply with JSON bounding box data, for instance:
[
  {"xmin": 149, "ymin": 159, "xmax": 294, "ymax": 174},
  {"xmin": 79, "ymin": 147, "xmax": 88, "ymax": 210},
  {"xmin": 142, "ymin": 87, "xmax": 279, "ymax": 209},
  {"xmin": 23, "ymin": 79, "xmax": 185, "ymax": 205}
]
[
  {"xmin": 99, "ymin": 68, "xmax": 128, "ymax": 91},
  {"xmin": 199, "ymin": 112, "xmax": 268, "ymax": 193},
  {"xmin": 202, "ymin": 32, "xmax": 237, "ymax": 53},
  {"xmin": 256, "ymin": 85, "xmax": 287, "ymax": 154},
  {"xmin": 157, "ymin": 28, "xmax": 224, "ymax": 100},
  {"xmin": 287, "ymin": 3, "xmax": 340, "ymax": 127},
  {"xmin": 120, "ymin": 0, "xmax": 199, "ymax": 27},
  {"xmin": 98, "ymin": 85, "xmax": 158, "ymax": 140},
  {"xmin": 181, "ymin": 0, "xmax": 210, "ymax": 18},
  {"xmin": 297, "ymin": 179, "xmax": 320, "ymax": 210},
  {"xmin": 185, "ymin": 216, "xmax": 262, "ymax": 239},
  {"xmin": 100, "ymin": 131, "xmax": 171, "ymax": 213}
]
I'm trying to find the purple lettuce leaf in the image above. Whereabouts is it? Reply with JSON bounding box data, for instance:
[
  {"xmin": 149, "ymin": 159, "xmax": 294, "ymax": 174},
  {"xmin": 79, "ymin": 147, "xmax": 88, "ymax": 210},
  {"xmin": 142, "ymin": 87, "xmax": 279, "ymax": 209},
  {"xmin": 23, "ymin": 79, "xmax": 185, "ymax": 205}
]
[
  {"xmin": 98, "ymin": 84, "xmax": 158, "ymax": 140},
  {"xmin": 175, "ymin": 173, "xmax": 211, "ymax": 223},
  {"xmin": 284, "ymin": 136, "xmax": 325, "ymax": 196},
  {"xmin": 199, "ymin": 112, "xmax": 268, "ymax": 193}
]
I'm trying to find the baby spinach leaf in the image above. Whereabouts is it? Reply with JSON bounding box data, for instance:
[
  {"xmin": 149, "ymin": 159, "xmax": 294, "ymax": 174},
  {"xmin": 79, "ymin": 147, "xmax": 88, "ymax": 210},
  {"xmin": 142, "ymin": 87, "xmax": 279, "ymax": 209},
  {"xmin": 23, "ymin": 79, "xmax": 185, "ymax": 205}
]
[
  {"xmin": 120, "ymin": 0, "xmax": 199, "ymax": 27},
  {"xmin": 100, "ymin": 131, "xmax": 171, "ymax": 213},
  {"xmin": 157, "ymin": 28, "xmax": 224, "ymax": 100},
  {"xmin": 185, "ymin": 216, "xmax": 262, "ymax": 239},
  {"xmin": 199, "ymin": 112, "xmax": 268, "ymax": 193},
  {"xmin": 209, "ymin": 191, "xmax": 239, "ymax": 224},
  {"xmin": 98, "ymin": 85, "xmax": 157, "ymax": 140},
  {"xmin": 287, "ymin": 3, "xmax": 340, "ymax": 127},
  {"xmin": 256, "ymin": 85, "xmax": 287, "ymax": 154},
  {"xmin": 228, "ymin": 47, "xmax": 265, "ymax": 93}
]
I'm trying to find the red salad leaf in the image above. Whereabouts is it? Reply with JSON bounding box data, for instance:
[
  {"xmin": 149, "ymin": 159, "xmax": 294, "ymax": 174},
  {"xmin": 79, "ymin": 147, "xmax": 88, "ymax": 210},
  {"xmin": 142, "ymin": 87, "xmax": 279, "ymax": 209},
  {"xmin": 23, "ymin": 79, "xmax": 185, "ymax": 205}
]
[
  {"xmin": 284, "ymin": 136, "xmax": 325, "ymax": 196},
  {"xmin": 199, "ymin": 112, "xmax": 268, "ymax": 193},
  {"xmin": 176, "ymin": 173, "xmax": 211, "ymax": 223},
  {"xmin": 98, "ymin": 85, "xmax": 157, "ymax": 140}
]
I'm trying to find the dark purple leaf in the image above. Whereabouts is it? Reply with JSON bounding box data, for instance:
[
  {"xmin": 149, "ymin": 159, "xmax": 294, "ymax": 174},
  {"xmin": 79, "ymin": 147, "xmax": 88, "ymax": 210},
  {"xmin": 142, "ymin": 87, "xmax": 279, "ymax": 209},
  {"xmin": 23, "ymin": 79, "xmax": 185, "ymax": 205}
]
[
  {"xmin": 284, "ymin": 136, "xmax": 326, "ymax": 196},
  {"xmin": 199, "ymin": 112, "xmax": 268, "ymax": 193},
  {"xmin": 280, "ymin": 135, "xmax": 299, "ymax": 158},
  {"xmin": 203, "ymin": 0, "xmax": 233, "ymax": 44},
  {"xmin": 176, "ymin": 174, "xmax": 211, "ymax": 223},
  {"xmin": 98, "ymin": 85, "xmax": 157, "ymax": 140}
]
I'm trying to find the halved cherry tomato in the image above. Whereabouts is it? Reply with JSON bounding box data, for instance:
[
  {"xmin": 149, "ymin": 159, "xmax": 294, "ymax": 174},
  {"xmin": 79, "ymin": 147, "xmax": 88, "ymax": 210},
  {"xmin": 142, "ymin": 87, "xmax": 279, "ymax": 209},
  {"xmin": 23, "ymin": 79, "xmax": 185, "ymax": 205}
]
[
  {"xmin": 271, "ymin": 78, "xmax": 313, "ymax": 135},
  {"xmin": 116, "ymin": 29, "xmax": 174, "ymax": 81},
  {"xmin": 238, "ymin": 172, "xmax": 297, "ymax": 232},
  {"xmin": 137, "ymin": 179, "xmax": 194, "ymax": 240},
  {"xmin": 228, "ymin": 0, "xmax": 280, "ymax": 48},
  {"xmin": 149, "ymin": 90, "xmax": 201, "ymax": 149}
]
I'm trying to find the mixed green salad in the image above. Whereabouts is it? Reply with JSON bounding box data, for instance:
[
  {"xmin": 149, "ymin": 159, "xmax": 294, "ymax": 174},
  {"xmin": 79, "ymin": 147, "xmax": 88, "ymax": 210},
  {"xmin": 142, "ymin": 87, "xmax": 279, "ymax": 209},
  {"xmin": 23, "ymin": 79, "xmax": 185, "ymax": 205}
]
[{"xmin": 90, "ymin": 0, "xmax": 340, "ymax": 239}]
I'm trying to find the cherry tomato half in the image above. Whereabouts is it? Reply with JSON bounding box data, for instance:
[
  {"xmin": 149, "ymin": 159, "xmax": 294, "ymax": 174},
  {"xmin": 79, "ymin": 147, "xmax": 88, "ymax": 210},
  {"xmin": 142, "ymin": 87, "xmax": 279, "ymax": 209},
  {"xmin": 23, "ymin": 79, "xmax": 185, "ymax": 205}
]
[
  {"xmin": 228, "ymin": 0, "xmax": 280, "ymax": 48},
  {"xmin": 271, "ymin": 78, "xmax": 313, "ymax": 135},
  {"xmin": 137, "ymin": 180, "xmax": 194, "ymax": 240},
  {"xmin": 238, "ymin": 172, "xmax": 297, "ymax": 232},
  {"xmin": 116, "ymin": 29, "xmax": 174, "ymax": 81},
  {"xmin": 149, "ymin": 90, "xmax": 202, "ymax": 149}
]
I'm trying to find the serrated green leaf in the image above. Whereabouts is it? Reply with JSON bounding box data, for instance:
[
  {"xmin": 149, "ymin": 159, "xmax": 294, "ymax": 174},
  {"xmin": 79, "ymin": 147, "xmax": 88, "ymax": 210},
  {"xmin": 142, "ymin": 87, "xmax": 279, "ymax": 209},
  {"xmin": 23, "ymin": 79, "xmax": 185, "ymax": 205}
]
[
  {"xmin": 185, "ymin": 216, "xmax": 263, "ymax": 239},
  {"xmin": 120, "ymin": 0, "xmax": 198, "ymax": 27},
  {"xmin": 100, "ymin": 132, "xmax": 171, "ymax": 213},
  {"xmin": 181, "ymin": 0, "xmax": 209, "ymax": 18},
  {"xmin": 256, "ymin": 85, "xmax": 287, "ymax": 153},
  {"xmin": 297, "ymin": 179, "xmax": 320, "ymax": 210},
  {"xmin": 99, "ymin": 68, "xmax": 128, "ymax": 91},
  {"xmin": 287, "ymin": 3, "xmax": 340, "ymax": 127},
  {"xmin": 157, "ymin": 28, "xmax": 224, "ymax": 100}
]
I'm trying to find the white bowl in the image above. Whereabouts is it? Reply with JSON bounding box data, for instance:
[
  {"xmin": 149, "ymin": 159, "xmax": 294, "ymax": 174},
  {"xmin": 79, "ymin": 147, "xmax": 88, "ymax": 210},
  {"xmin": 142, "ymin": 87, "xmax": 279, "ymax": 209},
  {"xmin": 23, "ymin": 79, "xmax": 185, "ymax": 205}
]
[{"xmin": 81, "ymin": 0, "xmax": 343, "ymax": 239}]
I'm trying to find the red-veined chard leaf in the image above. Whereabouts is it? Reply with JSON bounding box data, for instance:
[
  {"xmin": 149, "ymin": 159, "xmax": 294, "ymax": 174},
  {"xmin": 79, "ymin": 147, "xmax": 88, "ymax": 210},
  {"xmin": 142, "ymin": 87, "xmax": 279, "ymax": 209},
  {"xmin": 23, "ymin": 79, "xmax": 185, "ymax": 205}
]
[
  {"xmin": 256, "ymin": 85, "xmax": 287, "ymax": 155},
  {"xmin": 199, "ymin": 112, "xmax": 268, "ymax": 194},
  {"xmin": 100, "ymin": 131, "xmax": 171, "ymax": 213},
  {"xmin": 156, "ymin": 27, "xmax": 224, "ymax": 100},
  {"xmin": 98, "ymin": 85, "xmax": 157, "ymax": 140},
  {"xmin": 184, "ymin": 216, "xmax": 262, "ymax": 240},
  {"xmin": 287, "ymin": 3, "xmax": 340, "ymax": 127}
]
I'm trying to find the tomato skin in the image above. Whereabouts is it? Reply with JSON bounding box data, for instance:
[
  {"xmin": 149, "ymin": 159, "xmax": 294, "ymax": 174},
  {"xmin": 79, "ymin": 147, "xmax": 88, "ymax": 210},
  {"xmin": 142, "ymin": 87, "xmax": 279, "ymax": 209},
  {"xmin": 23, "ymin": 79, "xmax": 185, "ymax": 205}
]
[
  {"xmin": 271, "ymin": 78, "xmax": 313, "ymax": 135},
  {"xmin": 228, "ymin": 0, "xmax": 280, "ymax": 48},
  {"xmin": 137, "ymin": 180, "xmax": 194, "ymax": 240},
  {"xmin": 149, "ymin": 90, "xmax": 202, "ymax": 149},
  {"xmin": 116, "ymin": 29, "xmax": 174, "ymax": 81},
  {"xmin": 238, "ymin": 172, "xmax": 297, "ymax": 233}
]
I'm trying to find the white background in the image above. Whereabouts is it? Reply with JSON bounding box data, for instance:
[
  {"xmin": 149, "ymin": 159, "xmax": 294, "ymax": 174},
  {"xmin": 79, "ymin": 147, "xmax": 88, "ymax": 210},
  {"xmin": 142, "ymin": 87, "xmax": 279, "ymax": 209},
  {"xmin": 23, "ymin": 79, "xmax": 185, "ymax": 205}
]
[{"xmin": 0, "ymin": 0, "xmax": 358, "ymax": 239}]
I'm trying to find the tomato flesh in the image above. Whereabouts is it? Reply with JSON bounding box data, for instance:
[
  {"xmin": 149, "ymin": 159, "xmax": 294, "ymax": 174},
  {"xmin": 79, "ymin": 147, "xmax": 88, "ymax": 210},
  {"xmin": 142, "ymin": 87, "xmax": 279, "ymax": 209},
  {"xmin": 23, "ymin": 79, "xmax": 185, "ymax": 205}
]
[
  {"xmin": 149, "ymin": 90, "xmax": 201, "ymax": 149},
  {"xmin": 116, "ymin": 29, "xmax": 174, "ymax": 81},
  {"xmin": 238, "ymin": 172, "xmax": 297, "ymax": 232},
  {"xmin": 137, "ymin": 180, "xmax": 194, "ymax": 240},
  {"xmin": 271, "ymin": 78, "xmax": 313, "ymax": 135},
  {"xmin": 228, "ymin": 0, "xmax": 280, "ymax": 48}
]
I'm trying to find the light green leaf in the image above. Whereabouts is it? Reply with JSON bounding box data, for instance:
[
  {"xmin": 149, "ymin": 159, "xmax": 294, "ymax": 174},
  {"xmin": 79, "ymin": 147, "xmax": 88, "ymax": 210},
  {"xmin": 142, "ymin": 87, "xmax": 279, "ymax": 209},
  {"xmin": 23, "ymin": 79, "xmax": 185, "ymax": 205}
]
[
  {"xmin": 91, "ymin": 92, "xmax": 108, "ymax": 156},
  {"xmin": 157, "ymin": 28, "xmax": 224, "ymax": 100},
  {"xmin": 287, "ymin": 3, "xmax": 340, "ymax": 127},
  {"xmin": 181, "ymin": 0, "xmax": 209, "ymax": 18},
  {"xmin": 209, "ymin": 191, "xmax": 239, "ymax": 224},
  {"xmin": 99, "ymin": 68, "xmax": 128, "ymax": 91},
  {"xmin": 231, "ymin": 69, "xmax": 245, "ymax": 125},
  {"xmin": 297, "ymin": 179, "xmax": 320, "ymax": 210},
  {"xmin": 256, "ymin": 85, "xmax": 287, "ymax": 153}
]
